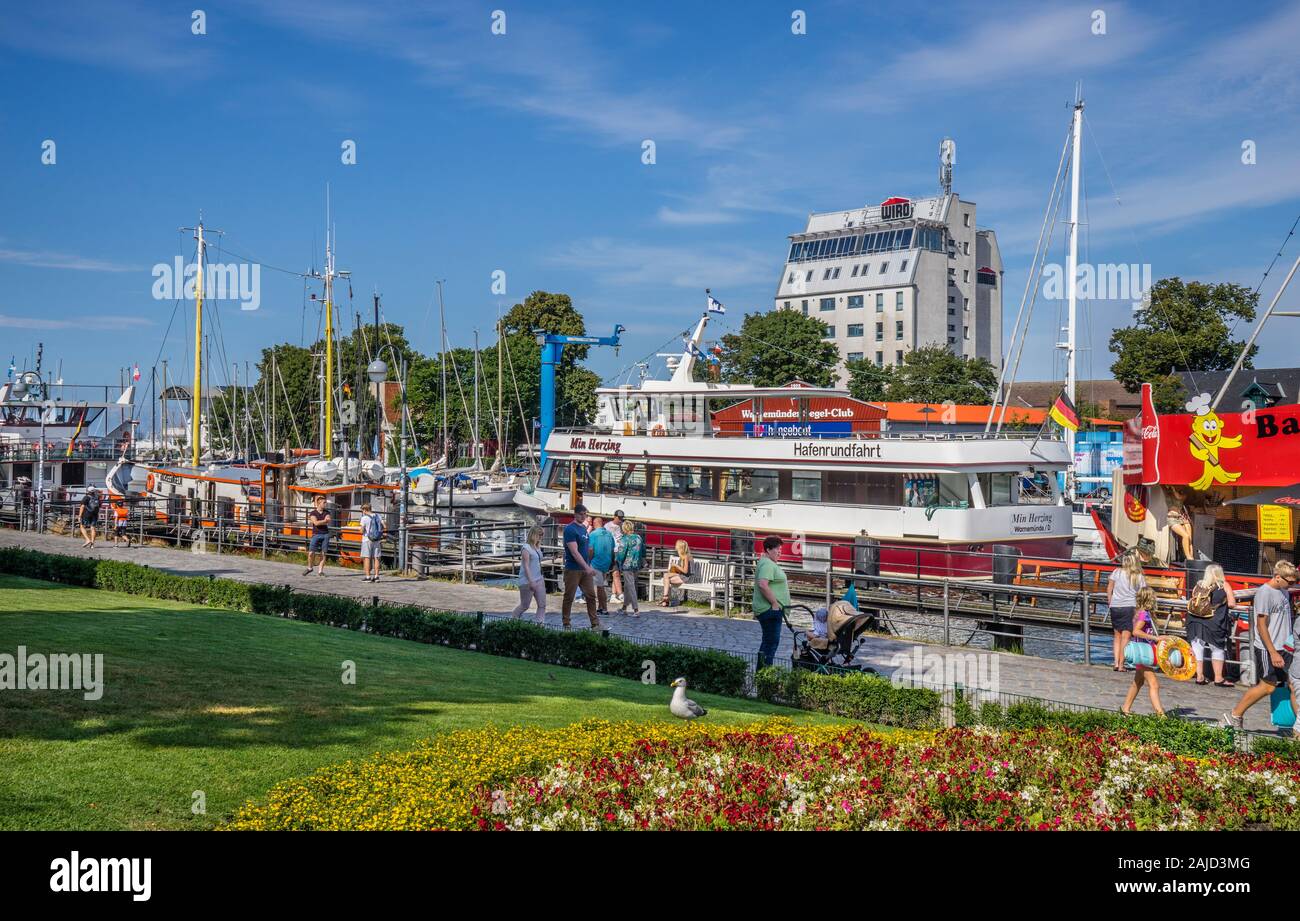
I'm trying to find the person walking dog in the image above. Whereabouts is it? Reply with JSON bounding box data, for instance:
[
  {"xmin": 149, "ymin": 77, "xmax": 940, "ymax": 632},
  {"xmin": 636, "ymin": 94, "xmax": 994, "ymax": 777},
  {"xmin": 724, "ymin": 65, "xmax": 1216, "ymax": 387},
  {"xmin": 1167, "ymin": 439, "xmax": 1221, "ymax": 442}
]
[{"xmin": 753, "ymin": 536, "xmax": 790, "ymax": 668}]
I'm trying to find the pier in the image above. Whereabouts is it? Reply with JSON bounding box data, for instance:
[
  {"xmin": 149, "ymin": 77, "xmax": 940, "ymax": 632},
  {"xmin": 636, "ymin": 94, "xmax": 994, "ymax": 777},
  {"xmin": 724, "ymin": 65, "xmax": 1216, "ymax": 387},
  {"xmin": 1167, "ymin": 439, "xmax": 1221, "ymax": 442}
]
[{"xmin": 0, "ymin": 527, "xmax": 1282, "ymax": 732}]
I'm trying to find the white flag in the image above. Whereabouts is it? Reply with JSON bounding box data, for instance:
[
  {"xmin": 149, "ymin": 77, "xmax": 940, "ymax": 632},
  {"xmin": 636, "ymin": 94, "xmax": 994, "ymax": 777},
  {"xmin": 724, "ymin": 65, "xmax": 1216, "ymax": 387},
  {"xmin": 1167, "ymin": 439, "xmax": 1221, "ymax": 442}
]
[{"xmin": 706, "ymin": 289, "xmax": 725, "ymax": 314}]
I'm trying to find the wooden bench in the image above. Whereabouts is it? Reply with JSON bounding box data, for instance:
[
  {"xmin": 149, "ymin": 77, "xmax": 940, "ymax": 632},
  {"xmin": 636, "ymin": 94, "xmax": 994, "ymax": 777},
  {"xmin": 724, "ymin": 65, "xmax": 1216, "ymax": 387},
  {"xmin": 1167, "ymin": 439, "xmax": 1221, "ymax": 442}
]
[{"xmin": 659, "ymin": 559, "xmax": 734, "ymax": 609}]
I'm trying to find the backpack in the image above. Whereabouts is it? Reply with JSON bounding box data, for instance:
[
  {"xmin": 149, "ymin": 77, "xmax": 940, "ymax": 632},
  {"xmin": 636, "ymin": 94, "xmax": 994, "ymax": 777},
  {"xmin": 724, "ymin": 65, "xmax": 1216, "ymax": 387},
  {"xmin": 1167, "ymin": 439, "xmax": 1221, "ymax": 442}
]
[
  {"xmin": 1187, "ymin": 582, "xmax": 1215, "ymax": 618},
  {"xmin": 364, "ymin": 514, "xmax": 384, "ymax": 541}
]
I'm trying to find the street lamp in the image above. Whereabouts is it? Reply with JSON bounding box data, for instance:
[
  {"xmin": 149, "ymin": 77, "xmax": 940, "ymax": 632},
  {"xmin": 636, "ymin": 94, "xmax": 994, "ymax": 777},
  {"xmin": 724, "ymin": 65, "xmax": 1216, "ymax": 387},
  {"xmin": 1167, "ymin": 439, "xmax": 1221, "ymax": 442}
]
[{"xmin": 368, "ymin": 352, "xmax": 408, "ymax": 572}]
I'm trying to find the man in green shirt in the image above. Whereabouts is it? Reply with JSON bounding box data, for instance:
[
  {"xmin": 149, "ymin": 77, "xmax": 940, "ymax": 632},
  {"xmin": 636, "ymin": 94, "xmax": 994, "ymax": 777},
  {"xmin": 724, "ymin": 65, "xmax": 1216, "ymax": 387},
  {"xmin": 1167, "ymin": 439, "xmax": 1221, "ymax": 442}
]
[{"xmin": 754, "ymin": 535, "xmax": 790, "ymax": 667}]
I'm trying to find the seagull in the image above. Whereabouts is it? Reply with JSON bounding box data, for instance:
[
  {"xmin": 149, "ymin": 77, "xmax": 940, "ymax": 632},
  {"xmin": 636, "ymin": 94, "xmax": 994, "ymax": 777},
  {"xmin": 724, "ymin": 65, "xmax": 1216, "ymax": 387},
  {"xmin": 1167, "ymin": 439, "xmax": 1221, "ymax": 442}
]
[{"xmin": 669, "ymin": 677, "xmax": 707, "ymax": 720}]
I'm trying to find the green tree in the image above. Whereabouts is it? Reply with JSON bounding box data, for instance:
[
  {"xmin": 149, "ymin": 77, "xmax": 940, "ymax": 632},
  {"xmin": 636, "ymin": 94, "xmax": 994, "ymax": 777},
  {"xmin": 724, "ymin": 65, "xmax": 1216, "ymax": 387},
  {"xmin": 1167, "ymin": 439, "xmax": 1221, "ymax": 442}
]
[
  {"xmin": 716, "ymin": 309, "xmax": 839, "ymax": 387},
  {"xmin": 882, "ymin": 346, "xmax": 999, "ymax": 404},
  {"xmin": 845, "ymin": 358, "xmax": 894, "ymax": 402},
  {"xmin": 406, "ymin": 291, "xmax": 603, "ymax": 462},
  {"xmin": 1109, "ymin": 278, "xmax": 1258, "ymax": 413}
]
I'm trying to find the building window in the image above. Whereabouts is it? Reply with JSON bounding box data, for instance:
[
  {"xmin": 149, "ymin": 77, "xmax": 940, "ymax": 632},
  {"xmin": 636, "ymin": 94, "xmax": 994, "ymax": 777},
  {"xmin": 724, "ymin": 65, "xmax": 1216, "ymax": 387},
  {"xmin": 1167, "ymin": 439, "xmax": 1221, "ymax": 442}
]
[
  {"xmin": 948, "ymin": 324, "xmax": 955, "ymax": 332},
  {"xmin": 822, "ymin": 268, "xmax": 833, "ymax": 281},
  {"xmin": 879, "ymin": 261, "xmax": 889, "ymax": 273},
  {"xmin": 787, "ymin": 272, "xmax": 796, "ymax": 284},
  {"xmin": 875, "ymin": 293, "xmax": 884, "ymax": 311},
  {"xmin": 819, "ymin": 297, "xmax": 835, "ymax": 311},
  {"xmin": 851, "ymin": 265, "xmax": 859, "ymax": 277},
  {"xmin": 948, "ymin": 307, "xmax": 955, "ymax": 316},
  {"xmin": 949, "ymin": 336, "xmax": 956, "ymax": 345},
  {"xmin": 899, "ymin": 259, "xmax": 908, "ymax": 272},
  {"xmin": 948, "ymin": 267, "xmax": 955, "ymax": 278},
  {"xmin": 895, "ymin": 291, "xmax": 904, "ymax": 309},
  {"xmin": 783, "ymin": 300, "xmax": 791, "ymax": 310},
  {"xmin": 875, "ymin": 323, "xmax": 883, "ymax": 341},
  {"xmin": 896, "ymin": 350, "xmax": 904, "ymax": 364},
  {"xmin": 861, "ymin": 263, "xmax": 870, "ymax": 275},
  {"xmin": 895, "ymin": 320, "xmax": 904, "ymax": 338},
  {"xmin": 978, "ymin": 270, "xmax": 998, "ymax": 286},
  {"xmin": 948, "ymin": 295, "xmax": 956, "ymax": 303},
  {"xmin": 875, "ymin": 352, "xmax": 883, "ymax": 367},
  {"xmin": 805, "ymin": 270, "xmax": 814, "ymax": 282},
  {"xmin": 801, "ymin": 299, "xmax": 808, "ymax": 314},
  {"xmin": 847, "ymin": 323, "xmax": 864, "ymax": 337},
  {"xmin": 963, "ymin": 241, "xmax": 970, "ymax": 255},
  {"xmin": 964, "ymin": 297, "xmax": 970, "ymax": 309},
  {"xmin": 846, "ymin": 351, "xmax": 863, "ymax": 362},
  {"xmin": 847, "ymin": 294, "xmax": 863, "ymax": 309},
  {"xmin": 823, "ymin": 326, "xmax": 835, "ymax": 339},
  {"xmin": 832, "ymin": 267, "xmax": 841, "ymax": 279},
  {"xmin": 964, "ymin": 213, "xmax": 971, "ymax": 227},
  {"xmin": 964, "ymin": 326, "xmax": 970, "ymax": 340},
  {"xmin": 963, "ymin": 269, "xmax": 970, "ymax": 283}
]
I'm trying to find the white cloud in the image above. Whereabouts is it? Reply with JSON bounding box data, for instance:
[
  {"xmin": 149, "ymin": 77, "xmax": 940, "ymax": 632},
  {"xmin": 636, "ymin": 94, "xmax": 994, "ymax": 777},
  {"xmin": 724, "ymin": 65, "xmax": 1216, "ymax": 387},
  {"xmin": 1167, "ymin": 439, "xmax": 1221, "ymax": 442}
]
[
  {"xmin": 0, "ymin": 247, "xmax": 138, "ymax": 273},
  {"xmin": 547, "ymin": 238, "xmax": 775, "ymax": 290},
  {"xmin": 0, "ymin": 314, "xmax": 154, "ymax": 330}
]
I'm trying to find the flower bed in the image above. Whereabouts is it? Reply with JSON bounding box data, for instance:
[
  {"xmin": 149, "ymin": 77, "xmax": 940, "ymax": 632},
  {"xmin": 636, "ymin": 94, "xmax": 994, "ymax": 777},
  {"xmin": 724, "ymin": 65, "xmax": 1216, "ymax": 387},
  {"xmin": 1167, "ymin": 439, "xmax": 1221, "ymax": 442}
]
[{"xmin": 223, "ymin": 720, "xmax": 1300, "ymax": 831}]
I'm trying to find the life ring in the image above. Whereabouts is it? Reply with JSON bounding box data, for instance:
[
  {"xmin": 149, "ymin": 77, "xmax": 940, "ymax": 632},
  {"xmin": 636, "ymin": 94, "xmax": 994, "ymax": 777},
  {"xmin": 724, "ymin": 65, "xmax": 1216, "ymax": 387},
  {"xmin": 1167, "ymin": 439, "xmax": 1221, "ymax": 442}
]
[
  {"xmin": 146, "ymin": 473, "xmax": 155, "ymax": 492},
  {"xmin": 1156, "ymin": 637, "xmax": 1196, "ymax": 681},
  {"xmin": 649, "ymin": 423, "xmax": 668, "ymax": 437}
]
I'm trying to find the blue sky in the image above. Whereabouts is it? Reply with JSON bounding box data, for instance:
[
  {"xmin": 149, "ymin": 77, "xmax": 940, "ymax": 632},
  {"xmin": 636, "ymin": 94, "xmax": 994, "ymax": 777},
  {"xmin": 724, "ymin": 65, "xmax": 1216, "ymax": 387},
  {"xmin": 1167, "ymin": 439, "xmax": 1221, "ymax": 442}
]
[{"xmin": 2, "ymin": 0, "xmax": 1299, "ymax": 397}]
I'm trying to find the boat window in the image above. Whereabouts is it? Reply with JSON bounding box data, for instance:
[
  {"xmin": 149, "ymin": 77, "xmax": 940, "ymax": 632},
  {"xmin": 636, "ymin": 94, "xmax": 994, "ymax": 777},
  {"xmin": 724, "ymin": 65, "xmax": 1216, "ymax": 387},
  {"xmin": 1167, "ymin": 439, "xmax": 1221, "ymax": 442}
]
[
  {"xmin": 601, "ymin": 461, "xmax": 648, "ymax": 497},
  {"xmin": 657, "ymin": 465, "xmax": 713, "ymax": 500},
  {"xmin": 792, "ymin": 471, "xmax": 822, "ymax": 502},
  {"xmin": 824, "ymin": 470, "xmax": 903, "ymax": 505},
  {"xmin": 720, "ymin": 468, "xmax": 779, "ymax": 503},
  {"xmin": 574, "ymin": 462, "xmax": 602, "ymax": 492},
  {"xmin": 544, "ymin": 460, "xmax": 571, "ymax": 489},
  {"xmin": 904, "ymin": 474, "xmax": 969, "ymax": 507},
  {"xmin": 62, "ymin": 463, "xmax": 86, "ymax": 487},
  {"xmin": 978, "ymin": 472, "xmax": 1016, "ymax": 506}
]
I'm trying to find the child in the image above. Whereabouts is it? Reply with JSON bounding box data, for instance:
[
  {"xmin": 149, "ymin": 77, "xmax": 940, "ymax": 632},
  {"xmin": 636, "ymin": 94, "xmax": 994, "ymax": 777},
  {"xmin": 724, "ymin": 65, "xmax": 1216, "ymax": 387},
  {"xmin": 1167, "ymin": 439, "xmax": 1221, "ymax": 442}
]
[
  {"xmin": 1122, "ymin": 586, "xmax": 1165, "ymax": 717},
  {"xmin": 112, "ymin": 500, "xmax": 130, "ymax": 548}
]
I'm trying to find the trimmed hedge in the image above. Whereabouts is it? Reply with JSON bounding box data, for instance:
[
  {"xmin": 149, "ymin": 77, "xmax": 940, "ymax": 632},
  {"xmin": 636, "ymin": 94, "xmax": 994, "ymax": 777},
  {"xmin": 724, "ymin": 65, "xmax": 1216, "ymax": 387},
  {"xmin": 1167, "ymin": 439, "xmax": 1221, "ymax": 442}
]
[
  {"xmin": 0, "ymin": 547, "xmax": 746, "ymax": 696},
  {"xmin": 754, "ymin": 666, "xmax": 943, "ymax": 729}
]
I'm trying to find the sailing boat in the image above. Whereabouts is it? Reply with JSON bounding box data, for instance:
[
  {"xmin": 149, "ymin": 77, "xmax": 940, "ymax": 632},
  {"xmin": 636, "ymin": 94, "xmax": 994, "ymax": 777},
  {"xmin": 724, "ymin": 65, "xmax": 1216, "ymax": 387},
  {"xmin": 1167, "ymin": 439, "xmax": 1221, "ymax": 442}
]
[{"xmin": 430, "ymin": 320, "xmax": 521, "ymax": 507}]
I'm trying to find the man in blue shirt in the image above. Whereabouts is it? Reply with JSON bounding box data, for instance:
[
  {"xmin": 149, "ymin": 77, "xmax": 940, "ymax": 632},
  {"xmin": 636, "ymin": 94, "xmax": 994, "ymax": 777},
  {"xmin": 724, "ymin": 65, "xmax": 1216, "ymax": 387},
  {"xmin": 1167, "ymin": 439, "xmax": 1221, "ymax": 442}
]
[
  {"xmin": 562, "ymin": 504, "xmax": 602, "ymax": 630},
  {"xmin": 588, "ymin": 516, "xmax": 615, "ymax": 617}
]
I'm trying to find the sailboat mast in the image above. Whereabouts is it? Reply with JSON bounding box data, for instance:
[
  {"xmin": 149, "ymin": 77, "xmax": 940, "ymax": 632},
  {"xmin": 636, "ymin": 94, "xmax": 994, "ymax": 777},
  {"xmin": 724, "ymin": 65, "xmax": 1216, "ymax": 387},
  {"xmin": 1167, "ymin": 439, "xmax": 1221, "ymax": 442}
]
[
  {"xmin": 473, "ymin": 328, "xmax": 480, "ymax": 467},
  {"xmin": 1065, "ymin": 89, "xmax": 1084, "ymax": 502},
  {"xmin": 324, "ymin": 227, "xmax": 334, "ymax": 455},
  {"xmin": 497, "ymin": 312, "xmax": 505, "ymax": 464},
  {"xmin": 437, "ymin": 280, "xmax": 447, "ymax": 463},
  {"xmin": 191, "ymin": 222, "xmax": 205, "ymax": 467}
]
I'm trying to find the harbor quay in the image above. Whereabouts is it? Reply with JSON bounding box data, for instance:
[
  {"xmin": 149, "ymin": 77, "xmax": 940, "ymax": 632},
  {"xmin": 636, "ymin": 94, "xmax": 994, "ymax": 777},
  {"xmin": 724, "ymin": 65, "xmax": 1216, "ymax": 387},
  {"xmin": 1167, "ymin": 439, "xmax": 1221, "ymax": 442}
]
[{"xmin": 0, "ymin": 528, "xmax": 1278, "ymax": 733}]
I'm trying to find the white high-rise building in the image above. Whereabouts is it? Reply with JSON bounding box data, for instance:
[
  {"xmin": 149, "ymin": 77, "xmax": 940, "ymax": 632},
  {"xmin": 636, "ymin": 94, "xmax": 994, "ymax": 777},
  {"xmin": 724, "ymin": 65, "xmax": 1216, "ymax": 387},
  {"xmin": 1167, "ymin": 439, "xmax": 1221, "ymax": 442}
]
[{"xmin": 774, "ymin": 192, "xmax": 1003, "ymax": 383}]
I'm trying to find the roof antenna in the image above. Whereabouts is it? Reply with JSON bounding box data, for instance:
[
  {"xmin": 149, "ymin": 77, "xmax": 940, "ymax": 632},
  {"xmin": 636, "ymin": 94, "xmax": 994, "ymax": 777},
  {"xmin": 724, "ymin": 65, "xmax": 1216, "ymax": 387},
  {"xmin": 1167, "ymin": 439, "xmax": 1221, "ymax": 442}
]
[{"xmin": 939, "ymin": 137, "xmax": 955, "ymax": 196}]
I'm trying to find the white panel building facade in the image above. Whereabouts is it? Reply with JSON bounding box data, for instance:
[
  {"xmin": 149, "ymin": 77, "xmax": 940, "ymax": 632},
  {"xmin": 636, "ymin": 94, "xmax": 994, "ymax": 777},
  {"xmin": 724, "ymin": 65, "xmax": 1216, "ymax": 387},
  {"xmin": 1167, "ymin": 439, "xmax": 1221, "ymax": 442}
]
[{"xmin": 774, "ymin": 193, "xmax": 1003, "ymax": 383}]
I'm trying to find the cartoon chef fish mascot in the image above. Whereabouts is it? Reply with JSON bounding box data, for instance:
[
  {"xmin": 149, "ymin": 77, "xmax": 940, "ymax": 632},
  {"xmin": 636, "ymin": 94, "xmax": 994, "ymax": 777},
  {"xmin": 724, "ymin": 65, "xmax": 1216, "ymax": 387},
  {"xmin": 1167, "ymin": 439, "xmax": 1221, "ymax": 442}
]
[{"xmin": 1185, "ymin": 393, "xmax": 1242, "ymax": 491}]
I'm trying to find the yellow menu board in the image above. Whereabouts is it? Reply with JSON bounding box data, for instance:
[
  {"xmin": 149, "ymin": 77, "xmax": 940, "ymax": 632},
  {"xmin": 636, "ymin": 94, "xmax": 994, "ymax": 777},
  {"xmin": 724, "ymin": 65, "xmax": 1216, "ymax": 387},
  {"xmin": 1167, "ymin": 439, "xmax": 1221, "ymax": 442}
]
[{"xmin": 1257, "ymin": 504, "xmax": 1294, "ymax": 543}]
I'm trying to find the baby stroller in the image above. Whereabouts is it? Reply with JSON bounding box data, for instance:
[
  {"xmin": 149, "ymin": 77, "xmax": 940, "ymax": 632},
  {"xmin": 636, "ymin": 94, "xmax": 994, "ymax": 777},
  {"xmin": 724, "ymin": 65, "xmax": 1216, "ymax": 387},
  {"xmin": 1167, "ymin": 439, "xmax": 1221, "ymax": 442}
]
[{"xmin": 783, "ymin": 600, "xmax": 877, "ymax": 675}]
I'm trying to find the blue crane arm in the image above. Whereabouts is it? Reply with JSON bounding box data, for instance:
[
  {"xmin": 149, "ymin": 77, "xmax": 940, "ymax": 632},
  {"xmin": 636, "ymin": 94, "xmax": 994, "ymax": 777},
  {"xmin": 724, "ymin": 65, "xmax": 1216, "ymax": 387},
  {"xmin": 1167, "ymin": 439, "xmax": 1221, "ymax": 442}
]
[{"xmin": 536, "ymin": 325, "xmax": 623, "ymax": 469}]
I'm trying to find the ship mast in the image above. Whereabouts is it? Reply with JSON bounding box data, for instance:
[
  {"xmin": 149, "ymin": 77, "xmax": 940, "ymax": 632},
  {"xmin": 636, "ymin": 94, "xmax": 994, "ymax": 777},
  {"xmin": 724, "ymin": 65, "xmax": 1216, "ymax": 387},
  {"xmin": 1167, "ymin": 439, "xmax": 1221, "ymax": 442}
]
[
  {"xmin": 191, "ymin": 221, "xmax": 206, "ymax": 467},
  {"xmin": 1063, "ymin": 87, "xmax": 1084, "ymax": 503}
]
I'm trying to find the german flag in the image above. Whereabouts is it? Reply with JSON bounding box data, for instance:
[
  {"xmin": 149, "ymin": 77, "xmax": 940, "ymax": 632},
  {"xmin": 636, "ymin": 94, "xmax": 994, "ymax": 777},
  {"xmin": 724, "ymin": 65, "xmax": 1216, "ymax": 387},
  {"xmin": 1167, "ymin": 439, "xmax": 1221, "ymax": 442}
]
[{"xmin": 1049, "ymin": 390, "xmax": 1080, "ymax": 432}]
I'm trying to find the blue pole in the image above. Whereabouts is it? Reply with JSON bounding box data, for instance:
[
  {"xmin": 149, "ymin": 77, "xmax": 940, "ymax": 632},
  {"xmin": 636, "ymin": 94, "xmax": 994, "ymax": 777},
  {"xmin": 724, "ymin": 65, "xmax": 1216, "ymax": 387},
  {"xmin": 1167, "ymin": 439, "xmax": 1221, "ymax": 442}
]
[{"xmin": 539, "ymin": 339, "xmax": 561, "ymax": 468}]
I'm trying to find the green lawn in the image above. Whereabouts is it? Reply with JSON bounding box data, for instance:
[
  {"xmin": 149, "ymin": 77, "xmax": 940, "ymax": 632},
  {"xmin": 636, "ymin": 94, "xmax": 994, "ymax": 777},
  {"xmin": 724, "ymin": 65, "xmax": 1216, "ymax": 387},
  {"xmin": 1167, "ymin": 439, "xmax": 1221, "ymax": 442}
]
[{"xmin": 0, "ymin": 575, "xmax": 840, "ymax": 830}]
